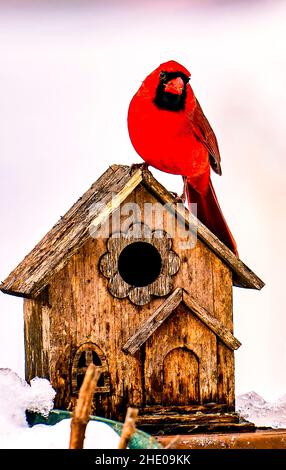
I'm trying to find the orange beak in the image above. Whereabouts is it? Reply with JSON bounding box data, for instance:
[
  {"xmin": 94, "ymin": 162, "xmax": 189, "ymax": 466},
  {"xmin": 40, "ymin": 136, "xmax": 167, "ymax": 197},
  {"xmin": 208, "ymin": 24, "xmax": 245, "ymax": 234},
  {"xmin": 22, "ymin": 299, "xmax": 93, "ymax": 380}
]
[{"xmin": 164, "ymin": 76, "xmax": 185, "ymax": 95}]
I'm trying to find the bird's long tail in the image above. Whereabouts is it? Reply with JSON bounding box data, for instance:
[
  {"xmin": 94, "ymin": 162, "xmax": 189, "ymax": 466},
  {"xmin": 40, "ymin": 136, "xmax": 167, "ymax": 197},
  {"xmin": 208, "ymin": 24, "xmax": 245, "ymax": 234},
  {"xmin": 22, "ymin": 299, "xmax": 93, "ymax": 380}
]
[{"xmin": 185, "ymin": 178, "xmax": 238, "ymax": 256}]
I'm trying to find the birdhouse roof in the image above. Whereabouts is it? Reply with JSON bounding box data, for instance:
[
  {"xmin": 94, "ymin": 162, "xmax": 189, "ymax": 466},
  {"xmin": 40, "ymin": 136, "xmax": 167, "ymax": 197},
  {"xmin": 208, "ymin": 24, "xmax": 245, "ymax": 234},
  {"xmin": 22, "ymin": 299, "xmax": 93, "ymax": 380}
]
[
  {"xmin": 123, "ymin": 288, "xmax": 241, "ymax": 353},
  {"xmin": 1, "ymin": 164, "xmax": 264, "ymax": 298}
]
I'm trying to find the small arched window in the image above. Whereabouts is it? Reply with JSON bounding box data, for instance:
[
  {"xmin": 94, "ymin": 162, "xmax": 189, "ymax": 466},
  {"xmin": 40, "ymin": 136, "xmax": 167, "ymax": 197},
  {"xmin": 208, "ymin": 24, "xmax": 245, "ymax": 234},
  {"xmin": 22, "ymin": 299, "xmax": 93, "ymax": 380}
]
[{"xmin": 72, "ymin": 342, "xmax": 110, "ymax": 394}]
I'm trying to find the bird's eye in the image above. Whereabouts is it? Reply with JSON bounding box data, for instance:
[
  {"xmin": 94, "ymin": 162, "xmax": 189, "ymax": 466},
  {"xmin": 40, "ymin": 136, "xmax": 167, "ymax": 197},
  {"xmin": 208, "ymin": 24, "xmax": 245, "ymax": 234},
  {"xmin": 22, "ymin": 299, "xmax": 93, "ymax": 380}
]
[{"xmin": 160, "ymin": 71, "xmax": 167, "ymax": 81}]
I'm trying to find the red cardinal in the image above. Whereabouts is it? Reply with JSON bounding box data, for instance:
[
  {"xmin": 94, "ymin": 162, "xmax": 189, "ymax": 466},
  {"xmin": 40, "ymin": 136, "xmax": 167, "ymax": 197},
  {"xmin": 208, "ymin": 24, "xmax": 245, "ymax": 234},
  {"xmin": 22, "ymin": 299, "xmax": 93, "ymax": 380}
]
[{"xmin": 128, "ymin": 60, "xmax": 238, "ymax": 255}]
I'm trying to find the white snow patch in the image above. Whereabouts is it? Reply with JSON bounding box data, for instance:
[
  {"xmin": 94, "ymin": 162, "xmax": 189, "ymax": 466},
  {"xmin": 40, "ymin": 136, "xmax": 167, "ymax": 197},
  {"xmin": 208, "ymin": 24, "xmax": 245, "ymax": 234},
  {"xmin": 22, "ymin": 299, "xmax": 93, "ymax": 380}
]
[
  {"xmin": 0, "ymin": 368, "xmax": 55, "ymax": 430},
  {"xmin": 236, "ymin": 391, "xmax": 286, "ymax": 429},
  {"xmin": 0, "ymin": 418, "xmax": 120, "ymax": 449},
  {"xmin": 0, "ymin": 369, "xmax": 120, "ymax": 448}
]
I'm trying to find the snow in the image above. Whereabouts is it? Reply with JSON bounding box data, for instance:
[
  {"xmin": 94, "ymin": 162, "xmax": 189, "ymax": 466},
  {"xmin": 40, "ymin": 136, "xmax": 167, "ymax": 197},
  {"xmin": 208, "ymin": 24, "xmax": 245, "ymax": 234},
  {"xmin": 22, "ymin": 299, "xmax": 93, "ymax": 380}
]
[
  {"xmin": 0, "ymin": 368, "xmax": 55, "ymax": 430},
  {"xmin": 236, "ymin": 391, "xmax": 286, "ymax": 429},
  {"xmin": 0, "ymin": 369, "xmax": 120, "ymax": 449},
  {"xmin": 0, "ymin": 418, "xmax": 120, "ymax": 449}
]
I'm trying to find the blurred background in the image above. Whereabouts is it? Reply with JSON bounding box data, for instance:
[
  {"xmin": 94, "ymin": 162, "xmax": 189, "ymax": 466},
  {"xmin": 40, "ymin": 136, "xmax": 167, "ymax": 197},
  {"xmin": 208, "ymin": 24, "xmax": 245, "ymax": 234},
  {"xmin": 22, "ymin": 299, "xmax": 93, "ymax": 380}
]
[{"xmin": 0, "ymin": 0, "xmax": 285, "ymax": 401}]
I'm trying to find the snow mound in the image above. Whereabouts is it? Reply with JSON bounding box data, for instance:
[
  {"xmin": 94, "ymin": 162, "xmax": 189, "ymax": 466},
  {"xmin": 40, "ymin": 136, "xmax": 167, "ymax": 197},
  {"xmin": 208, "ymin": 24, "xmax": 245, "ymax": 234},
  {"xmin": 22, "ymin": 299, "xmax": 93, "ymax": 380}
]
[
  {"xmin": 0, "ymin": 368, "xmax": 121, "ymax": 448},
  {"xmin": 26, "ymin": 377, "xmax": 56, "ymax": 417},
  {"xmin": 0, "ymin": 368, "xmax": 55, "ymax": 430},
  {"xmin": 236, "ymin": 391, "xmax": 286, "ymax": 428},
  {"xmin": 0, "ymin": 418, "xmax": 120, "ymax": 449}
]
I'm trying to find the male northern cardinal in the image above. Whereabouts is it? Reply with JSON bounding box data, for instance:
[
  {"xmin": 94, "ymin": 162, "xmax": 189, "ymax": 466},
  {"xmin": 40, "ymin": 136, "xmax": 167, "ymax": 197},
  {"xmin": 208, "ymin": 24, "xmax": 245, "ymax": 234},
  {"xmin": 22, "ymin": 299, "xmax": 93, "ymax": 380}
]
[{"xmin": 128, "ymin": 60, "xmax": 238, "ymax": 255}]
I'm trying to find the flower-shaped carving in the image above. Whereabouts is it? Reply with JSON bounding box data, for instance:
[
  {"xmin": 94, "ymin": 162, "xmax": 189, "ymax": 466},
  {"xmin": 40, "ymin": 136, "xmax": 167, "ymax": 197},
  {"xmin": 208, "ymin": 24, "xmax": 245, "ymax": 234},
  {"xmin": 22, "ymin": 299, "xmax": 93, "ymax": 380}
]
[{"xmin": 99, "ymin": 223, "xmax": 180, "ymax": 306}]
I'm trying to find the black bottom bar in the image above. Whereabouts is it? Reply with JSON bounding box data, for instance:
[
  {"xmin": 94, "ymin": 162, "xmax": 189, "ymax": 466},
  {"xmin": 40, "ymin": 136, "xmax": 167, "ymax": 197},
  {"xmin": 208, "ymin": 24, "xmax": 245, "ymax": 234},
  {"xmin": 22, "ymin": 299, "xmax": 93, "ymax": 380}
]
[{"xmin": 0, "ymin": 449, "xmax": 285, "ymax": 467}]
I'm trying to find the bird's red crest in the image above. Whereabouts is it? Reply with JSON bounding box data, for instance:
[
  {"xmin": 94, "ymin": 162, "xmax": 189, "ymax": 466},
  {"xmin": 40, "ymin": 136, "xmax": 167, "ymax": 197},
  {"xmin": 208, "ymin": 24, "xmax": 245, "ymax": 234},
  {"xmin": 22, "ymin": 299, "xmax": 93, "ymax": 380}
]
[
  {"xmin": 141, "ymin": 60, "xmax": 191, "ymax": 93},
  {"xmin": 157, "ymin": 60, "xmax": 191, "ymax": 77}
]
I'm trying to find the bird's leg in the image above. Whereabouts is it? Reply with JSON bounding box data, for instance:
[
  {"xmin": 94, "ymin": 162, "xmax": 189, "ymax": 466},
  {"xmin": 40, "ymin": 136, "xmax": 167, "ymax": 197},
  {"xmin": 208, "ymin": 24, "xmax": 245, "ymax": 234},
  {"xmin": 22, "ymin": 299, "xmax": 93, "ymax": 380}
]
[
  {"xmin": 170, "ymin": 178, "xmax": 187, "ymax": 203},
  {"xmin": 180, "ymin": 176, "xmax": 187, "ymax": 203},
  {"xmin": 130, "ymin": 162, "xmax": 149, "ymax": 174}
]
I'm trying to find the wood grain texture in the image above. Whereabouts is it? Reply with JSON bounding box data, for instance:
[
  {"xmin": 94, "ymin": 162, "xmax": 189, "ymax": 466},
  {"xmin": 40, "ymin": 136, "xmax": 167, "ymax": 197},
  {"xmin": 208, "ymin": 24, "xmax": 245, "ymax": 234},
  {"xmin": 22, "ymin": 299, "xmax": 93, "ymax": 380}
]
[
  {"xmin": 211, "ymin": 257, "xmax": 235, "ymax": 407},
  {"xmin": 137, "ymin": 418, "xmax": 255, "ymax": 435},
  {"xmin": 137, "ymin": 412, "xmax": 240, "ymax": 425},
  {"xmin": 122, "ymin": 288, "xmax": 183, "ymax": 354},
  {"xmin": 123, "ymin": 287, "xmax": 239, "ymax": 355},
  {"xmin": 24, "ymin": 292, "xmax": 50, "ymax": 382},
  {"xmin": 162, "ymin": 348, "xmax": 199, "ymax": 405},
  {"xmin": 183, "ymin": 290, "xmax": 241, "ymax": 351},
  {"xmin": 136, "ymin": 407, "xmax": 255, "ymax": 435},
  {"xmin": 139, "ymin": 403, "xmax": 230, "ymax": 414},
  {"xmin": 144, "ymin": 303, "xmax": 217, "ymax": 405}
]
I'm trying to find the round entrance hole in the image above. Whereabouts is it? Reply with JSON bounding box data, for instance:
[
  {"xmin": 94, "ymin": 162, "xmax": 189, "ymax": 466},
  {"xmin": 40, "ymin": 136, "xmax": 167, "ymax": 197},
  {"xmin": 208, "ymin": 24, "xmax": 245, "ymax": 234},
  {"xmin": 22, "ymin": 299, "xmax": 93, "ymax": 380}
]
[{"xmin": 118, "ymin": 241, "xmax": 162, "ymax": 287}]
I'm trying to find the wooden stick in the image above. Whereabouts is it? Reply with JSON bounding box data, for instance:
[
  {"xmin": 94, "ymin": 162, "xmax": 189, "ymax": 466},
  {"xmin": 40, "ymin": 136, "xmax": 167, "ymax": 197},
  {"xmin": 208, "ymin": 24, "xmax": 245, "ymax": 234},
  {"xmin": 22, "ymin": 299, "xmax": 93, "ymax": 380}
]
[
  {"xmin": 69, "ymin": 364, "xmax": 100, "ymax": 449},
  {"xmin": 118, "ymin": 407, "xmax": 139, "ymax": 449}
]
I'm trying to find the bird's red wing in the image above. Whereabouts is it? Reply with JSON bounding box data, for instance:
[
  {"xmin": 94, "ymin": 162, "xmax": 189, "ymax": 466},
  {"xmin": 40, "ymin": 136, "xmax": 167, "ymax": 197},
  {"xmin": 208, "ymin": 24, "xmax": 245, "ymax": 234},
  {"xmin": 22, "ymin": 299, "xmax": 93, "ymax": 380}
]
[{"xmin": 192, "ymin": 99, "xmax": 222, "ymax": 175}]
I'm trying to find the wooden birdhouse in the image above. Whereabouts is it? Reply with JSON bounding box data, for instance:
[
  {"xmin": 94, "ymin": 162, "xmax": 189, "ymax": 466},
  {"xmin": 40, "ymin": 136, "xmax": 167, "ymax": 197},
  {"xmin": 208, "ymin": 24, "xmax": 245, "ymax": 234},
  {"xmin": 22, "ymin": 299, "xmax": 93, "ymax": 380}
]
[{"xmin": 1, "ymin": 165, "xmax": 264, "ymax": 434}]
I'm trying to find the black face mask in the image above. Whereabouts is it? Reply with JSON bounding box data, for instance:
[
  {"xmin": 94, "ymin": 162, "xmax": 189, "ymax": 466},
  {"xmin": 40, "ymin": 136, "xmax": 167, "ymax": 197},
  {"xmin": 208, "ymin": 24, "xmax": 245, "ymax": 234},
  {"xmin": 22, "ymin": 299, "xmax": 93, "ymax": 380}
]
[{"xmin": 153, "ymin": 71, "xmax": 189, "ymax": 111}]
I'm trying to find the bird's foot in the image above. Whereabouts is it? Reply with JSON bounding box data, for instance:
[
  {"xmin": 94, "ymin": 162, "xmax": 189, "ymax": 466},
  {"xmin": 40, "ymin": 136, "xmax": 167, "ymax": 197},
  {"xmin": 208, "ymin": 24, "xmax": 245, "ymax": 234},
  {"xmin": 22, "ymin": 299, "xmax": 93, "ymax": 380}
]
[
  {"xmin": 180, "ymin": 190, "xmax": 186, "ymax": 204},
  {"xmin": 130, "ymin": 162, "xmax": 149, "ymax": 174},
  {"xmin": 169, "ymin": 191, "xmax": 185, "ymax": 204}
]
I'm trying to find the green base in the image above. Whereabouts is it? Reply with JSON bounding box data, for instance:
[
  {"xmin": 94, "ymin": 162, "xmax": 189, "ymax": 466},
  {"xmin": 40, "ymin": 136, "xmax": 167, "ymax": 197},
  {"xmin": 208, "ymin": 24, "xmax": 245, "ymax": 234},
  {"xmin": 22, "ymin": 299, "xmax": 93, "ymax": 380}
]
[{"xmin": 26, "ymin": 409, "xmax": 162, "ymax": 449}]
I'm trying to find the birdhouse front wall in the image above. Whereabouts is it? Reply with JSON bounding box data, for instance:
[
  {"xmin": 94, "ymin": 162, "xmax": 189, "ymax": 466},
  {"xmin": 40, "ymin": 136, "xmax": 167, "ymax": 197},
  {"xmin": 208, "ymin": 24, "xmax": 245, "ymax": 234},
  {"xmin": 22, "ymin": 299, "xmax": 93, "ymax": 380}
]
[
  {"xmin": 144, "ymin": 303, "xmax": 217, "ymax": 406},
  {"xmin": 23, "ymin": 183, "xmax": 235, "ymax": 418}
]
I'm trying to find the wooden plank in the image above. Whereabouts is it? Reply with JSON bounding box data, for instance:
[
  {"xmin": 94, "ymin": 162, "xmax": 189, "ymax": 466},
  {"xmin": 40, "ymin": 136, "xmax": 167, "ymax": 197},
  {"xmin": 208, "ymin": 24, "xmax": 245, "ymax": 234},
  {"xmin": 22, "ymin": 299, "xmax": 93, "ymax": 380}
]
[
  {"xmin": 137, "ymin": 412, "xmax": 240, "ymax": 425},
  {"xmin": 24, "ymin": 294, "xmax": 50, "ymax": 382},
  {"xmin": 140, "ymin": 404, "xmax": 230, "ymax": 414},
  {"xmin": 183, "ymin": 290, "xmax": 241, "ymax": 351},
  {"xmin": 211, "ymin": 257, "xmax": 235, "ymax": 407},
  {"xmin": 162, "ymin": 348, "xmax": 200, "ymax": 405},
  {"xmin": 122, "ymin": 288, "xmax": 183, "ymax": 355},
  {"xmin": 217, "ymin": 340, "xmax": 235, "ymax": 407},
  {"xmin": 157, "ymin": 430, "xmax": 286, "ymax": 449},
  {"xmin": 24, "ymin": 298, "xmax": 43, "ymax": 382},
  {"xmin": 141, "ymin": 168, "xmax": 265, "ymax": 290},
  {"xmin": 143, "ymin": 421, "xmax": 255, "ymax": 435}
]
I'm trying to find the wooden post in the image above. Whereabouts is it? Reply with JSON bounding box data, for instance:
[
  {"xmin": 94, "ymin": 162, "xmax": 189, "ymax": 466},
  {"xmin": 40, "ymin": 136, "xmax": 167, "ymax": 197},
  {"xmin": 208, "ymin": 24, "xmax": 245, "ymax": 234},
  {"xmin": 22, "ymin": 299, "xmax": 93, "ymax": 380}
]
[
  {"xmin": 69, "ymin": 363, "xmax": 100, "ymax": 449},
  {"xmin": 118, "ymin": 407, "xmax": 139, "ymax": 449}
]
